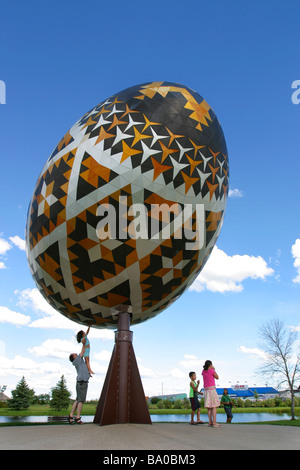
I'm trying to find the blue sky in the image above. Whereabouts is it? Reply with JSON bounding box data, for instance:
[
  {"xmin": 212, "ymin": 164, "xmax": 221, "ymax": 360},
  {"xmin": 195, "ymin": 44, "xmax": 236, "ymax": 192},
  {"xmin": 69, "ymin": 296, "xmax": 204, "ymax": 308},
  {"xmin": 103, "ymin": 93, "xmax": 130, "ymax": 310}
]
[{"xmin": 0, "ymin": 0, "xmax": 300, "ymax": 400}]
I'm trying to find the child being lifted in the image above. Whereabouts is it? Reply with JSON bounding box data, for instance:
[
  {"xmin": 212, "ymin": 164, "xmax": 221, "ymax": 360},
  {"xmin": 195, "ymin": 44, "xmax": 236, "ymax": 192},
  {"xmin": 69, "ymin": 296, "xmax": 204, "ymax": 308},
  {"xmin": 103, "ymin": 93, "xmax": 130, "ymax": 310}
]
[{"xmin": 77, "ymin": 326, "xmax": 94, "ymax": 376}]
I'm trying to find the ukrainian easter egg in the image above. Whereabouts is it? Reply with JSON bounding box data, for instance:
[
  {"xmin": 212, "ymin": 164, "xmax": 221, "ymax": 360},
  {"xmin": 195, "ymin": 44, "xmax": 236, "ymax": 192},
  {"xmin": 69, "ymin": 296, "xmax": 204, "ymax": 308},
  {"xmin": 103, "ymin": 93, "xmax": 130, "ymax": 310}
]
[{"xmin": 25, "ymin": 82, "xmax": 229, "ymax": 328}]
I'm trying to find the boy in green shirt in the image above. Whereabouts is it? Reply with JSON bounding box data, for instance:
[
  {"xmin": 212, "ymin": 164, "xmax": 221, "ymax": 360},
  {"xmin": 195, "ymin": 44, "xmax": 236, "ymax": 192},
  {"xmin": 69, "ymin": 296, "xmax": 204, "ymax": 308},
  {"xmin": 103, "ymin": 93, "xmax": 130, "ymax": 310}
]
[
  {"xmin": 189, "ymin": 371, "xmax": 204, "ymax": 425},
  {"xmin": 220, "ymin": 388, "xmax": 233, "ymax": 423}
]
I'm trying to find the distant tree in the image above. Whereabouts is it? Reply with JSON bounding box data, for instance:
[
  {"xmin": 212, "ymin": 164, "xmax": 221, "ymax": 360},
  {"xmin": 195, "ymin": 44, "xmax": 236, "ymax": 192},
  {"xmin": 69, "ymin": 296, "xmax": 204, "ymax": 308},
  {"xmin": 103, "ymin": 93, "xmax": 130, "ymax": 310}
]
[
  {"xmin": 257, "ymin": 317, "xmax": 300, "ymax": 420},
  {"xmin": 50, "ymin": 375, "xmax": 71, "ymax": 411},
  {"xmin": 173, "ymin": 399, "xmax": 183, "ymax": 409},
  {"xmin": 9, "ymin": 376, "xmax": 34, "ymax": 410},
  {"xmin": 182, "ymin": 397, "xmax": 191, "ymax": 409},
  {"xmin": 231, "ymin": 398, "xmax": 237, "ymax": 408},
  {"xmin": 236, "ymin": 398, "xmax": 244, "ymax": 408},
  {"xmin": 274, "ymin": 396, "xmax": 283, "ymax": 407},
  {"xmin": 163, "ymin": 399, "xmax": 173, "ymax": 409},
  {"xmin": 33, "ymin": 394, "xmax": 50, "ymax": 405},
  {"xmin": 150, "ymin": 397, "xmax": 160, "ymax": 405},
  {"xmin": 265, "ymin": 398, "xmax": 275, "ymax": 408}
]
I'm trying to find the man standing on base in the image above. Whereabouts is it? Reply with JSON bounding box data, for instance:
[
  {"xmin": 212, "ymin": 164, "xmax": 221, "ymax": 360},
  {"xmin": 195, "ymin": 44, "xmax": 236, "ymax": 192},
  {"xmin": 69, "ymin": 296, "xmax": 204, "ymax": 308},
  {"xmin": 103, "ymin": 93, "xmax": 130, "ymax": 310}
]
[{"xmin": 68, "ymin": 349, "xmax": 90, "ymax": 424}]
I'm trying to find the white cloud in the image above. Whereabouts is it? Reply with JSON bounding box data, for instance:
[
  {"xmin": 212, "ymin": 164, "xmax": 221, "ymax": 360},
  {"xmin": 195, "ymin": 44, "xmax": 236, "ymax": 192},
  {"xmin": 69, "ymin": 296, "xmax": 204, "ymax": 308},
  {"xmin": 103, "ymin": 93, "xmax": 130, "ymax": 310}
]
[
  {"xmin": 170, "ymin": 368, "xmax": 186, "ymax": 379},
  {"xmin": 0, "ymin": 237, "xmax": 11, "ymax": 255},
  {"xmin": 183, "ymin": 354, "xmax": 198, "ymax": 360},
  {"xmin": 16, "ymin": 287, "xmax": 56, "ymax": 316},
  {"xmin": 228, "ymin": 188, "xmax": 244, "ymax": 198},
  {"xmin": 0, "ymin": 354, "xmax": 61, "ymax": 376},
  {"xmin": 190, "ymin": 246, "xmax": 274, "ymax": 293},
  {"xmin": 9, "ymin": 235, "xmax": 25, "ymax": 251},
  {"xmin": 291, "ymin": 239, "xmax": 300, "ymax": 284},
  {"xmin": 94, "ymin": 350, "xmax": 112, "ymax": 362},
  {"xmin": 15, "ymin": 287, "xmax": 114, "ymax": 340},
  {"xmin": 291, "ymin": 325, "xmax": 300, "ymax": 332},
  {"xmin": 0, "ymin": 306, "xmax": 31, "ymax": 326},
  {"xmin": 15, "ymin": 287, "xmax": 87, "ymax": 330},
  {"xmin": 0, "ymin": 236, "xmax": 10, "ymax": 269},
  {"xmin": 138, "ymin": 364, "xmax": 157, "ymax": 378},
  {"xmin": 0, "ymin": 353, "xmax": 76, "ymax": 397},
  {"xmin": 0, "ymin": 340, "xmax": 6, "ymax": 356},
  {"xmin": 238, "ymin": 345, "xmax": 267, "ymax": 359},
  {"xmin": 0, "ymin": 235, "xmax": 26, "ymax": 265},
  {"xmin": 28, "ymin": 311, "xmax": 77, "ymax": 330},
  {"xmin": 135, "ymin": 356, "xmax": 158, "ymax": 378},
  {"xmin": 88, "ymin": 329, "xmax": 114, "ymax": 341},
  {"xmin": 19, "ymin": 288, "xmax": 77, "ymax": 330},
  {"xmin": 29, "ymin": 339, "xmax": 77, "ymax": 359},
  {"xmin": 178, "ymin": 354, "xmax": 205, "ymax": 370},
  {"xmin": 0, "ymin": 234, "xmax": 26, "ymax": 269},
  {"xmin": 90, "ymin": 362, "xmax": 110, "ymax": 375}
]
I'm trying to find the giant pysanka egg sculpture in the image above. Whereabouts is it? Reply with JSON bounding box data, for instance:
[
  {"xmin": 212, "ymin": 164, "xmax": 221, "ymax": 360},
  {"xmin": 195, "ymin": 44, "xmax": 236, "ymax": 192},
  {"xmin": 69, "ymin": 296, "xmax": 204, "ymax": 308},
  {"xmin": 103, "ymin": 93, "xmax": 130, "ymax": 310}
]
[{"xmin": 25, "ymin": 82, "xmax": 229, "ymax": 329}]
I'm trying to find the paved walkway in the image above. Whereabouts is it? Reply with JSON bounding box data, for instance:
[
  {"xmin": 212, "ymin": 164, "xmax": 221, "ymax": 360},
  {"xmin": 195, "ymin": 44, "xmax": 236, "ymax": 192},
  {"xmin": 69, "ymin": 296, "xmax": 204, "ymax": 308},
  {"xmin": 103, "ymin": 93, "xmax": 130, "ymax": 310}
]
[{"xmin": 1, "ymin": 422, "xmax": 299, "ymax": 450}]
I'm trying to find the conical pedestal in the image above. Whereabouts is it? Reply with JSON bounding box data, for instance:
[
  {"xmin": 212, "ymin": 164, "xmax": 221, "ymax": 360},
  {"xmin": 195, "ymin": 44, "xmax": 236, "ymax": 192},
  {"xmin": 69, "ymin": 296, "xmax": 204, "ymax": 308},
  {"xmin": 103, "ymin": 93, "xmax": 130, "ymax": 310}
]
[{"xmin": 93, "ymin": 312, "xmax": 152, "ymax": 426}]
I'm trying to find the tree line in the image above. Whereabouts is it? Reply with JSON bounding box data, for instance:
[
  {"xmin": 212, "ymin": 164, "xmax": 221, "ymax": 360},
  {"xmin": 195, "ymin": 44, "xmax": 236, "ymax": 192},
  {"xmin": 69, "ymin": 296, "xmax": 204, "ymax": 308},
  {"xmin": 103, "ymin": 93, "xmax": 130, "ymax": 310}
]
[
  {"xmin": 1, "ymin": 376, "xmax": 71, "ymax": 411},
  {"xmin": 2, "ymin": 375, "xmax": 300, "ymax": 414},
  {"xmin": 149, "ymin": 396, "xmax": 300, "ymax": 410}
]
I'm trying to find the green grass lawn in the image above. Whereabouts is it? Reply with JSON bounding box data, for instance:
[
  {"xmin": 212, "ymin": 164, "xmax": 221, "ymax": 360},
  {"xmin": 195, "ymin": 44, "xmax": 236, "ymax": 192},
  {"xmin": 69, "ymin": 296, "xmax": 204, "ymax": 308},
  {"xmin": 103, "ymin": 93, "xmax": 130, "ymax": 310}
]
[
  {"xmin": 245, "ymin": 419, "xmax": 300, "ymax": 427},
  {"xmin": 0, "ymin": 404, "xmax": 97, "ymax": 416}
]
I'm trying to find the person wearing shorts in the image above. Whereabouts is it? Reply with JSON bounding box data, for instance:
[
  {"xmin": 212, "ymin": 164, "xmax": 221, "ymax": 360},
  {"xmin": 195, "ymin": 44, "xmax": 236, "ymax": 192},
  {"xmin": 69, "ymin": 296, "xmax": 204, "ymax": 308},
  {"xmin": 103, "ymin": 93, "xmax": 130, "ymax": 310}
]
[
  {"xmin": 68, "ymin": 350, "xmax": 90, "ymax": 424},
  {"xmin": 189, "ymin": 371, "xmax": 204, "ymax": 425},
  {"xmin": 221, "ymin": 388, "xmax": 233, "ymax": 423},
  {"xmin": 76, "ymin": 380, "xmax": 88, "ymax": 403}
]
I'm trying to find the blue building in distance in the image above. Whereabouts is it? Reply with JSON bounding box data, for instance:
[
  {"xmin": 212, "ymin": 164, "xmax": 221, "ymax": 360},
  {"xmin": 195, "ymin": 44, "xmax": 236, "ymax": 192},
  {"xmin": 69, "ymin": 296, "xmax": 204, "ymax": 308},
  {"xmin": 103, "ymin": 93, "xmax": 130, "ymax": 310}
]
[
  {"xmin": 149, "ymin": 386, "xmax": 279, "ymax": 403},
  {"xmin": 199, "ymin": 386, "xmax": 279, "ymax": 400}
]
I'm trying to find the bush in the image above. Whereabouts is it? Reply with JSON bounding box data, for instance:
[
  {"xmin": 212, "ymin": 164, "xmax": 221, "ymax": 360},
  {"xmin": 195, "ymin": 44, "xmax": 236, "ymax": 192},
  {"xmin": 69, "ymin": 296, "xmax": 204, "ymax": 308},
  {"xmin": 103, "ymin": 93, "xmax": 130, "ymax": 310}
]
[
  {"xmin": 150, "ymin": 397, "xmax": 160, "ymax": 405},
  {"xmin": 163, "ymin": 399, "xmax": 173, "ymax": 409},
  {"xmin": 182, "ymin": 398, "xmax": 191, "ymax": 409},
  {"xmin": 173, "ymin": 399, "xmax": 183, "ymax": 409},
  {"xmin": 32, "ymin": 394, "xmax": 50, "ymax": 405},
  {"xmin": 254, "ymin": 400, "xmax": 264, "ymax": 407},
  {"xmin": 265, "ymin": 398, "xmax": 275, "ymax": 407}
]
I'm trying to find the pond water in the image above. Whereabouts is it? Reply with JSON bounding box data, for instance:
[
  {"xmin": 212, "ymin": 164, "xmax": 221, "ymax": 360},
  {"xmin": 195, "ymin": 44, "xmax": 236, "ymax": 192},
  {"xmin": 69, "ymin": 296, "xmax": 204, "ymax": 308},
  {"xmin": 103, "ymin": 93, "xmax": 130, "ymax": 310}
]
[
  {"xmin": 0, "ymin": 412, "xmax": 293, "ymax": 424},
  {"xmin": 150, "ymin": 412, "xmax": 292, "ymax": 423}
]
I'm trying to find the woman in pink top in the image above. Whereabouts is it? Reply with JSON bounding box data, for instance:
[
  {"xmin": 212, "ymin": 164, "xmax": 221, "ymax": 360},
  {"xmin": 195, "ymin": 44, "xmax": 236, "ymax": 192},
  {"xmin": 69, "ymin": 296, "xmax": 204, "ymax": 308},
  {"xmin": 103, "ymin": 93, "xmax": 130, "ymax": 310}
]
[{"xmin": 202, "ymin": 360, "xmax": 221, "ymax": 427}]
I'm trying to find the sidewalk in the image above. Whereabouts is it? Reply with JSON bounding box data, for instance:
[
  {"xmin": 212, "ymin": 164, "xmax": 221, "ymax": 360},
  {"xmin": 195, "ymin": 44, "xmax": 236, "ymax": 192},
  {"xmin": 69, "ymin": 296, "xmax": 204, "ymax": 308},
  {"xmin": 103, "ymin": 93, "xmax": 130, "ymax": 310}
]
[{"xmin": 1, "ymin": 422, "xmax": 299, "ymax": 450}]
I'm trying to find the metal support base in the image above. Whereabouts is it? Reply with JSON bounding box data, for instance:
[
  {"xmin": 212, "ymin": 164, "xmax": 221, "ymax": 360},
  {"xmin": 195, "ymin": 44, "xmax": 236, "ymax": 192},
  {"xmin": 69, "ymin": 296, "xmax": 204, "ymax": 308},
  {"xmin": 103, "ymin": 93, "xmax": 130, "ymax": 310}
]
[{"xmin": 93, "ymin": 312, "xmax": 152, "ymax": 426}]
